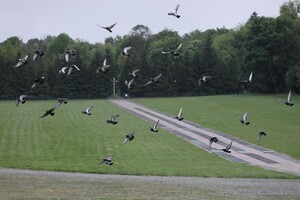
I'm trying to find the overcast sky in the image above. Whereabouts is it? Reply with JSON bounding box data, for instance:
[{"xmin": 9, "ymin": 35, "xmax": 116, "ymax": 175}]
[{"xmin": 0, "ymin": 0, "xmax": 287, "ymax": 44}]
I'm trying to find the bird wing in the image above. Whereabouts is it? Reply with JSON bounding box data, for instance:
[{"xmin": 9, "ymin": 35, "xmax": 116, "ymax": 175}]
[
  {"xmin": 23, "ymin": 55, "xmax": 29, "ymax": 61},
  {"xmin": 287, "ymin": 90, "xmax": 292, "ymax": 102},
  {"xmin": 15, "ymin": 99, "xmax": 20, "ymax": 107},
  {"xmin": 203, "ymin": 76, "xmax": 211, "ymax": 81},
  {"xmin": 243, "ymin": 112, "xmax": 247, "ymax": 121},
  {"xmin": 65, "ymin": 52, "xmax": 69, "ymax": 62},
  {"xmin": 162, "ymin": 51, "xmax": 171, "ymax": 54},
  {"xmin": 103, "ymin": 58, "xmax": 107, "ymax": 66},
  {"xmin": 33, "ymin": 53, "xmax": 38, "ymax": 61},
  {"xmin": 128, "ymin": 78, "xmax": 134, "ymax": 88},
  {"xmin": 67, "ymin": 66, "xmax": 73, "ymax": 75},
  {"xmin": 60, "ymin": 66, "xmax": 69, "ymax": 74},
  {"xmin": 175, "ymin": 4, "xmax": 180, "ymax": 13},
  {"xmin": 178, "ymin": 107, "xmax": 183, "ymax": 118},
  {"xmin": 154, "ymin": 120, "xmax": 159, "ymax": 129},
  {"xmin": 249, "ymin": 71, "xmax": 253, "ymax": 82},
  {"xmin": 111, "ymin": 114, "xmax": 120, "ymax": 121},
  {"xmin": 53, "ymin": 101, "xmax": 63, "ymax": 110},
  {"xmin": 13, "ymin": 60, "xmax": 23, "ymax": 68},
  {"xmin": 226, "ymin": 141, "xmax": 232, "ymax": 151},
  {"xmin": 72, "ymin": 65, "xmax": 80, "ymax": 71},
  {"xmin": 86, "ymin": 106, "xmax": 93, "ymax": 113},
  {"xmin": 154, "ymin": 73, "xmax": 162, "ymax": 81},
  {"xmin": 143, "ymin": 80, "xmax": 152, "ymax": 86},
  {"xmin": 122, "ymin": 138, "xmax": 129, "ymax": 144},
  {"xmin": 132, "ymin": 69, "xmax": 141, "ymax": 75},
  {"xmin": 108, "ymin": 22, "xmax": 117, "ymax": 29},
  {"xmin": 124, "ymin": 46, "xmax": 132, "ymax": 53},
  {"xmin": 175, "ymin": 43, "xmax": 182, "ymax": 52}
]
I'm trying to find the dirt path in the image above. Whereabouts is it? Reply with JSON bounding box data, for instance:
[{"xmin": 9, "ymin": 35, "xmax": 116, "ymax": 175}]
[
  {"xmin": 0, "ymin": 168, "xmax": 299, "ymax": 200},
  {"xmin": 111, "ymin": 99, "xmax": 300, "ymax": 176}
]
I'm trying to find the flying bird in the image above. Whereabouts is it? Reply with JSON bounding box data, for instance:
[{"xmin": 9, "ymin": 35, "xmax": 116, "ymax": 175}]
[
  {"xmin": 143, "ymin": 73, "xmax": 162, "ymax": 86},
  {"xmin": 33, "ymin": 49, "xmax": 45, "ymax": 61},
  {"xmin": 129, "ymin": 69, "xmax": 141, "ymax": 78},
  {"xmin": 257, "ymin": 131, "xmax": 267, "ymax": 142},
  {"xmin": 175, "ymin": 107, "xmax": 184, "ymax": 121},
  {"xmin": 208, "ymin": 137, "xmax": 218, "ymax": 149},
  {"xmin": 222, "ymin": 141, "xmax": 233, "ymax": 153},
  {"xmin": 65, "ymin": 49, "xmax": 76, "ymax": 62},
  {"xmin": 97, "ymin": 22, "xmax": 117, "ymax": 32},
  {"xmin": 122, "ymin": 130, "xmax": 135, "ymax": 144},
  {"xmin": 162, "ymin": 43, "xmax": 182, "ymax": 56},
  {"xmin": 99, "ymin": 155, "xmax": 114, "ymax": 165},
  {"xmin": 106, "ymin": 114, "xmax": 119, "ymax": 125},
  {"xmin": 40, "ymin": 98, "xmax": 68, "ymax": 118},
  {"xmin": 82, "ymin": 106, "xmax": 93, "ymax": 115},
  {"xmin": 242, "ymin": 71, "xmax": 253, "ymax": 84},
  {"xmin": 240, "ymin": 112, "xmax": 250, "ymax": 125},
  {"xmin": 12, "ymin": 55, "xmax": 29, "ymax": 68},
  {"xmin": 59, "ymin": 65, "xmax": 80, "ymax": 75},
  {"xmin": 125, "ymin": 78, "xmax": 134, "ymax": 89},
  {"xmin": 121, "ymin": 46, "xmax": 132, "ymax": 58},
  {"xmin": 96, "ymin": 58, "xmax": 110, "ymax": 73},
  {"xmin": 150, "ymin": 120, "xmax": 159, "ymax": 132},
  {"xmin": 168, "ymin": 4, "xmax": 180, "ymax": 18},
  {"xmin": 285, "ymin": 90, "xmax": 294, "ymax": 106},
  {"xmin": 16, "ymin": 95, "xmax": 27, "ymax": 107},
  {"xmin": 31, "ymin": 77, "xmax": 45, "ymax": 89},
  {"xmin": 198, "ymin": 76, "xmax": 211, "ymax": 87}
]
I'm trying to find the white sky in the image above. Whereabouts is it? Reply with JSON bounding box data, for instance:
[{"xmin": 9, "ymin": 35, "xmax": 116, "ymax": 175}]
[{"xmin": 0, "ymin": 0, "xmax": 287, "ymax": 44}]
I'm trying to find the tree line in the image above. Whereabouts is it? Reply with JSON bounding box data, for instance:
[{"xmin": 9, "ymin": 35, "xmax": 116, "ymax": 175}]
[{"xmin": 1, "ymin": 1, "xmax": 300, "ymax": 99}]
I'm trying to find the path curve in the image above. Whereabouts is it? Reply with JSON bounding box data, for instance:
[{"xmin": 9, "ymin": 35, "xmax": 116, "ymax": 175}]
[{"xmin": 111, "ymin": 99, "xmax": 300, "ymax": 176}]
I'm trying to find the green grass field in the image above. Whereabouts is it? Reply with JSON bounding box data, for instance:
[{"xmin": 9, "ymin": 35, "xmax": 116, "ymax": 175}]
[
  {"xmin": 134, "ymin": 94, "xmax": 300, "ymax": 160},
  {"xmin": 0, "ymin": 98, "xmax": 297, "ymax": 178}
]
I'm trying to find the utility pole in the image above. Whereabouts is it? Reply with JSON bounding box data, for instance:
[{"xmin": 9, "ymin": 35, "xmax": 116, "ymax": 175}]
[{"xmin": 112, "ymin": 77, "xmax": 118, "ymax": 96}]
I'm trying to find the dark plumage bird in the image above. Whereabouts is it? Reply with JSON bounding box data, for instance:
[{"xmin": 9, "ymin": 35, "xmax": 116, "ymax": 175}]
[
  {"xmin": 242, "ymin": 71, "xmax": 253, "ymax": 84},
  {"xmin": 175, "ymin": 107, "xmax": 184, "ymax": 121},
  {"xmin": 82, "ymin": 106, "xmax": 93, "ymax": 115},
  {"xmin": 240, "ymin": 112, "xmax": 250, "ymax": 125},
  {"xmin": 121, "ymin": 46, "xmax": 132, "ymax": 59},
  {"xmin": 285, "ymin": 90, "xmax": 294, "ymax": 106},
  {"xmin": 129, "ymin": 69, "xmax": 141, "ymax": 78},
  {"xmin": 123, "ymin": 130, "xmax": 135, "ymax": 144},
  {"xmin": 150, "ymin": 120, "xmax": 159, "ymax": 132},
  {"xmin": 168, "ymin": 4, "xmax": 180, "ymax": 18},
  {"xmin": 222, "ymin": 141, "xmax": 233, "ymax": 153},
  {"xmin": 106, "ymin": 114, "xmax": 119, "ymax": 125},
  {"xmin": 198, "ymin": 76, "xmax": 211, "ymax": 87},
  {"xmin": 33, "ymin": 49, "xmax": 45, "ymax": 61},
  {"xmin": 97, "ymin": 22, "xmax": 117, "ymax": 32},
  {"xmin": 40, "ymin": 98, "xmax": 68, "ymax": 118},
  {"xmin": 99, "ymin": 155, "xmax": 114, "ymax": 165},
  {"xmin": 257, "ymin": 131, "xmax": 267, "ymax": 142},
  {"xmin": 65, "ymin": 49, "xmax": 76, "ymax": 62},
  {"xmin": 143, "ymin": 73, "xmax": 162, "ymax": 86},
  {"xmin": 162, "ymin": 44, "xmax": 182, "ymax": 56},
  {"xmin": 16, "ymin": 95, "xmax": 27, "ymax": 107},
  {"xmin": 12, "ymin": 55, "xmax": 28, "ymax": 68},
  {"xmin": 208, "ymin": 137, "xmax": 218, "ymax": 149},
  {"xmin": 96, "ymin": 58, "xmax": 110, "ymax": 73},
  {"xmin": 31, "ymin": 77, "xmax": 45, "ymax": 89}
]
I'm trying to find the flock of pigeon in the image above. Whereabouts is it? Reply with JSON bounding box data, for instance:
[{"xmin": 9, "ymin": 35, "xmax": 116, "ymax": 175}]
[{"xmin": 12, "ymin": 4, "xmax": 296, "ymax": 165}]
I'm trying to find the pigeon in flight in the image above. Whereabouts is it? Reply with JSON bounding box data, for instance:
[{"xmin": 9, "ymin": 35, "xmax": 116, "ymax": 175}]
[
  {"xmin": 198, "ymin": 76, "xmax": 211, "ymax": 87},
  {"xmin": 285, "ymin": 90, "xmax": 294, "ymax": 106},
  {"xmin": 96, "ymin": 58, "xmax": 110, "ymax": 73},
  {"xmin": 121, "ymin": 46, "xmax": 132, "ymax": 59},
  {"xmin": 122, "ymin": 130, "xmax": 135, "ymax": 144},
  {"xmin": 16, "ymin": 95, "xmax": 27, "ymax": 107},
  {"xmin": 240, "ymin": 112, "xmax": 250, "ymax": 125},
  {"xmin": 175, "ymin": 107, "xmax": 184, "ymax": 121},
  {"xmin": 222, "ymin": 141, "xmax": 233, "ymax": 153},
  {"xmin": 129, "ymin": 69, "xmax": 141, "ymax": 78},
  {"xmin": 12, "ymin": 55, "xmax": 29, "ymax": 68},
  {"xmin": 168, "ymin": 4, "xmax": 180, "ymax": 18},
  {"xmin": 33, "ymin": 49, "xmax": 45, "ymax": 61},
  {"xmin": 31, "ymin": 77, "xmax": 45, "ymax": 89},
  {"xmin": 125, "ymin": 78, "xmax": 134, "ymax": 89},
  {"xmin": 257, "ymin": 131, "xmax": 267, "ymax": 142},
  {"xmin": 40, "ymin": 98, "xmax": 68, "ymax": 118},
  {"xmin": 106, "ymin": 114, "xmax": 119, "ymax": 125},
  {"xmin": 162, "ymin": 44, "xmax": 182, "ymax": 56},
  {"xmin": 242, "ymin": 71, "xmax": 253, "ymax": 84},
  {"xmin": 97, "ymin": 22, "xmax": 117, "ymax": 32},
  {"xmin": 143, "ymin": 73, "xmax": 162, "ymax": 86},
  {"xmin": 65, "ymin": 49, "xmax": 76, "ymax": 62},
  {"xmin": 99, "ymin": 155, "xmax": 114, "ymax": 165},
  {"xmin": 150, "ymin": 120, "xmax": 160, "ymax": 132},
  {"xmin": 208, "ymin": 137, "xmax": 218, "ymax": 149},
  {"xmin": 82, "ymin": 106, "xmax": 93, "ymax": 115}
]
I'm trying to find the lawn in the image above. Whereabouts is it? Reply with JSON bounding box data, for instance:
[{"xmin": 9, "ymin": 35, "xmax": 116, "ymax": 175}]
[
  {"xmin": 134, "ymin": 94, "xmax": 300, "ymax": 160},
  {"xmin": 0, "ymin": 99, "xmax": 297, "ymax": 178}
]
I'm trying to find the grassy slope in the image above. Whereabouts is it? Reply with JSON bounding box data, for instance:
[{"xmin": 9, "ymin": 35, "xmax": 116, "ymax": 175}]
[
  {"xmin": 134, "ymin": 94, "xmax": 300, "ymax": 160},
  {"xmin": 0, "ymin": 99, "xmax": 297, "ymax": 178}
]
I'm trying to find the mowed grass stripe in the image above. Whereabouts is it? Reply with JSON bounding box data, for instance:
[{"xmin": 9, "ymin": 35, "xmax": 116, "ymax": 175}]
[
  {"xmin": 0, "ymin": 100, "xmax": 297, "ymax": 178},
  {"xmin": 134, "ymin": 94, "xmax": 300, "ymax": 160}
]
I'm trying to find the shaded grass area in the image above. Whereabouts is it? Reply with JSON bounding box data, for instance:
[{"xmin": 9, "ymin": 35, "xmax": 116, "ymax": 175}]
[
  {"xmin": 134, "ymin": 94, "xmax": 300, "ymax": 160},
  {"xmin": 0, "ymin": 99, "xmax": 297, "ymax": 178}
]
